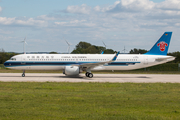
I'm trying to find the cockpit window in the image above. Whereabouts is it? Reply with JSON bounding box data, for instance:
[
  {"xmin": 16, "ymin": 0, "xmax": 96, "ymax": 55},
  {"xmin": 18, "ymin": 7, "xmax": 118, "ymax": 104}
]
[{"xmin": 10, "ymin": 58, "xmax": 16, "ymax": 60}]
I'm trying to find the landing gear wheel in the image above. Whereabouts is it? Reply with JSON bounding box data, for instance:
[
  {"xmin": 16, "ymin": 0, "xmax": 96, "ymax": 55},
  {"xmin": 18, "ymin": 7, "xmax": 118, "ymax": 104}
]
[
  {"xmin": 85, "ymin": 72, "xmax": 89, "ymax": 77},
  {"xmin": 22, "ymin": 70, "xmax": 25, "ymax": 77},
  {"xmin": 22, "ymin": 74, "xmax": 25, "ymax": 77},
  {"xmin": 88, "ymin": 73, "xmax": 93, "ymax": 78}
]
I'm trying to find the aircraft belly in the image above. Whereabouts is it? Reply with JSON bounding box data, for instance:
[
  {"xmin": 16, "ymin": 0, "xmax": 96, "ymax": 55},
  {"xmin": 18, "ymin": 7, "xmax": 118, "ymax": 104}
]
[
  {"xmin": 29, "ymin": 66, "xmax": 64, "ymax": 70},
  {"xmin": 104, "ymin": 64, "xmax": 142, "ymax": 70}
]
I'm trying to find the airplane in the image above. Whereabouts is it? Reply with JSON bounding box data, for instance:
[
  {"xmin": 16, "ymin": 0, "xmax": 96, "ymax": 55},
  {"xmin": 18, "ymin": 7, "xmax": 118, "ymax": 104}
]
[{"xmin": 4, "ymin": 32, "xmax": 175, "ymax": 78}]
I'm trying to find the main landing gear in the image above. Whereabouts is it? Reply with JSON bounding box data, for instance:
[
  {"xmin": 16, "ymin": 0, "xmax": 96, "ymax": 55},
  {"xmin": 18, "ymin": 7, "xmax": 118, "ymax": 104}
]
[
  {"xmin": 22, "ymin": 70, "xmax": 25, "ymax": 77},
  {"xmin": 85, "ymin": 72, "xmax": 93, "ymax": 78}
]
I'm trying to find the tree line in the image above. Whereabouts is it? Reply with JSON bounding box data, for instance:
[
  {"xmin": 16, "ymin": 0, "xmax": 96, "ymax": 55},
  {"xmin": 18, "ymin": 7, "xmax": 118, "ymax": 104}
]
[
  {"xmin": 0, "ymin": 52, "xmax": 17, "ymax": 64},
  {"xmin": 0, "ymin": 41, "xmax": 180, "ymax": 64},
  {"xmin": 71, "ymin": 41, "xmax": 115, "ymax": 54}
]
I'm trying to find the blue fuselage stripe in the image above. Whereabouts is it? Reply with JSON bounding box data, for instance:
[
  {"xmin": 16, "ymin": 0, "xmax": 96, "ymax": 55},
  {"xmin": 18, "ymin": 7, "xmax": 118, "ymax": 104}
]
[{"xmin": 4, "ymin": 61, "xmax": 140, "ymax": 67}]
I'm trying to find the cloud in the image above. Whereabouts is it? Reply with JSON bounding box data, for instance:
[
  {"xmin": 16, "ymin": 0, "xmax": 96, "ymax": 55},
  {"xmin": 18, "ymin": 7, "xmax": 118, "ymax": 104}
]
[
  {"xmin": 94, "ymin": 6, "xmax": 101, "ymax": 12},
  {"xmin": 98, "ymin": 0, "xmax": 155, "ymax": 13},
  {"xmin": 16, "ymin": 18, "xmax": 47, "ymax": 27},
  {"xmin": 0, "ymin": 6, "xmax": 2, "ymax": 12},
  {"xmin": 1, "ymin": 0, "xmax": 180, "ymax": 31},
  {"xmin": 157, "ymin": 0, "xmax": 180, "ymax": 11},
  {"xmin": 52, "ymin": 0, "xmax": 180, "ymax": 40},
  {"xmin": 37, "ymin": 15, "xmax": 56, "ymax": 21},
  {"xmin": 1, "ymin": 0, "xmax": 180, "ymax": 52},
  {"xmin": 0, "ymin": 17, "xmax": 47, "ymax": 27},
  {"xmin": 54, "ymin": 21, "xmax": 67, "ymax": 25},
  {"xmin": 65, "ymin": 4, "xmax": 91, "ymax": 14},
  {"xmin": 54, "ymin": 19, "xmax": 96, "ymax": 27},
  {"xmin": 92, "ymin": 0, "xmax": 180, "ymax": 24},
  {"xmin": 0, "ymin": 17, "xmax": 16, "ymax": 25},
  {"xmin": 96, "ymin": 0, "xmax": 180, "ymax": 18}
]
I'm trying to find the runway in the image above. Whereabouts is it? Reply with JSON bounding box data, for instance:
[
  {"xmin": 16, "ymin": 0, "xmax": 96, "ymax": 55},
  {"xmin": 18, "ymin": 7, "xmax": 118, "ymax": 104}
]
[{"xmin": 0, "ymin": 73, "xmax": 179, "ymax": 83}]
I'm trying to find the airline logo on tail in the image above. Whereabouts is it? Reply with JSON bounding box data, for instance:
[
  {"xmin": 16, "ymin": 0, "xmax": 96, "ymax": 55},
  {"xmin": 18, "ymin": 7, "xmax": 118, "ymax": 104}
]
[
  {"xmin": 157, "ymin": 41, "xmax": 168, "ymax": 52},
  {"xmin": 145, "ymin": 32, "xmax": 172, "ymax": 55}
]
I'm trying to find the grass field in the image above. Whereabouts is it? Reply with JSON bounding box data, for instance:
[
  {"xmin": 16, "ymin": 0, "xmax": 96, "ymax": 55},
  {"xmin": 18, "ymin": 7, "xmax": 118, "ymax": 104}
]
[{"xmin": 0, "ymin": 82, "xmax": 180, "ymax": 120}]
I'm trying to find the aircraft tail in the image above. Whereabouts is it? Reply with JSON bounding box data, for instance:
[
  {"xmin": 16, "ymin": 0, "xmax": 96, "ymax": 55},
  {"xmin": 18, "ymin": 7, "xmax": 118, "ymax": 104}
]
[{"xmin": 145, "ymin": 32, "xmax": 172, "ymax": 55}]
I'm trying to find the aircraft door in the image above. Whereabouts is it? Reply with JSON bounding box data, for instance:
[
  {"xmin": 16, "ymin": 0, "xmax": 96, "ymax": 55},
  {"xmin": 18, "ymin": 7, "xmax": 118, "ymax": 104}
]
[
  {"xmin": 21, "ymin": 55, "xmax": 26, "ymax": 65},
  {"xmin": 144, "ymin": 56, "xmax": 148, "ymax": 65},
  {"xmin": 21, "ymin": 55, "xmax": 31, "ymax": 69}
]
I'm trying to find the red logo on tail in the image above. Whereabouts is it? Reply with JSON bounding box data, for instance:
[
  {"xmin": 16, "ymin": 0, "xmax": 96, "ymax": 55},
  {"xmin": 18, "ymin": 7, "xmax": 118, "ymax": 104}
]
[{"xmin": 157, "ymin": 41, "xmax": 168, "ymax": 52}]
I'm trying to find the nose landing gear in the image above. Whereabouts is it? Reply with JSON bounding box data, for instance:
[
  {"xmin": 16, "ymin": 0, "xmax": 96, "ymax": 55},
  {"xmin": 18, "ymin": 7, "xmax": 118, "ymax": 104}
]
[{"xmin": 22, "ymin": 70, "xmax": 25, "ymax": 77}]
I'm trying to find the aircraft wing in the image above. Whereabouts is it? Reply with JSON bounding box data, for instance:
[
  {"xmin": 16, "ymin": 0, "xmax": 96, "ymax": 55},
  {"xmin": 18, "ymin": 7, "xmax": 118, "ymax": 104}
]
[{"xmin": 72, "ymin": 51, "xmax": 120, "ymax": 69}]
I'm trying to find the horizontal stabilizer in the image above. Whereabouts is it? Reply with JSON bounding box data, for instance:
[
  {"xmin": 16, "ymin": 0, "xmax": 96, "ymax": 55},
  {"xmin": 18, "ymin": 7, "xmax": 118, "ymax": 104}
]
[{"xmin": 156, "ymin": 56, "xmax": 175, "ymax": 62}]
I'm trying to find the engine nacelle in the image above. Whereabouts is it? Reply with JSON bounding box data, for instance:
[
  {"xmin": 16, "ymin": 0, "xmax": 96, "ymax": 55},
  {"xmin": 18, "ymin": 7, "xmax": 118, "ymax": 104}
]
[{"xmin": 64, "ymin": 66, "xmax": 80, "ymax": 76}]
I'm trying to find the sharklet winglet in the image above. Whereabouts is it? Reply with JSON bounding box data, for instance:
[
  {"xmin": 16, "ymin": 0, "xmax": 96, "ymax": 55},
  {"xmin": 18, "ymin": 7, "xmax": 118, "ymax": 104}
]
[{"xmin": 112, "ymin": 51, "xmax": 120, "ymax": 61}]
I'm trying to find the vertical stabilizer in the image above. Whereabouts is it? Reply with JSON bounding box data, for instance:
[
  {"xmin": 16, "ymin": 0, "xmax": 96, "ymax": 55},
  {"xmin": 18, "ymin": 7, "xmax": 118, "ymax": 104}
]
[{"xmin": 145, "ymin": 32, "xmax": 172, "ymax": 55}]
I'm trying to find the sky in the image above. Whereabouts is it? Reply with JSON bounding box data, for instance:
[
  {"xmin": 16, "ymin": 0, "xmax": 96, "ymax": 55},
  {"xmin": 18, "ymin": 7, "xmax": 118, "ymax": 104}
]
[{"xmin": 0, "ymin": 0, "xmax": 180, "ymax": 53}]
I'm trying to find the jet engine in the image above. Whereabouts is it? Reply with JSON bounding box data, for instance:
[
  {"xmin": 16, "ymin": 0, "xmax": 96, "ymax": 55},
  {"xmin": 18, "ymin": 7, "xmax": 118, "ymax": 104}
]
[{"xmin": 64, "ymin": 66, "xmax": 80, "ymax": 76}]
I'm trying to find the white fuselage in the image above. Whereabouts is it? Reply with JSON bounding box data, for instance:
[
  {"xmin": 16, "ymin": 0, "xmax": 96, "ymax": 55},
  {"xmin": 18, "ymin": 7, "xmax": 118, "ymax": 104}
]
[{"xmin": 4, "ymin": 54, "xmax": 175, "ymax": 71}]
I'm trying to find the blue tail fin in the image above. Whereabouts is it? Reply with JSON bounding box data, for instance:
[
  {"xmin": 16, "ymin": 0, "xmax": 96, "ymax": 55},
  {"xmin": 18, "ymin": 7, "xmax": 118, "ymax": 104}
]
[{"xmin": 145, "ymin": 32, "xmax": 172, "ymax": 55}]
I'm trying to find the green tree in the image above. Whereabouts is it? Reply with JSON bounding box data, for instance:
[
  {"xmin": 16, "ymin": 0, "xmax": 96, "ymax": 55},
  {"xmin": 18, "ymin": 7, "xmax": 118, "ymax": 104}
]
[
  {"xmin": 129, "ymin": 48, "xmax": 148, "ymax": 54},
  {"xmin": 84, "ymin": 46, "xmax": 99, "ymax": 53},
  {"xmin": 104, "ymin": 49, "xmax": 115, "ymax": 54},
  {"xmin": 0, "ymin": 52, "xmax": 17, "ymax": 64},
  {"xmin": 49, "ymin": 51, "xmax": 58, "ymax": 54},
  {"xmin": 168, "ymin": 51, "xmax": 180, "ymax": 63},
  {"xmin": 75, "ymin": 42, "xmax": 91, "ymax": 49},
  {"xmin": 71, "ymin": 41, "xmax": 115, "ymax": 54}
]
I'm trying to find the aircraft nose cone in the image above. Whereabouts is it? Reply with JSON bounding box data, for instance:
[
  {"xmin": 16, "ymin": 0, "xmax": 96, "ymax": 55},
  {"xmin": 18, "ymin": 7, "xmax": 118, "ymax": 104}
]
[{"xmin": 4, "ymin": 61, "xmax": 8, "ymax": 67}]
